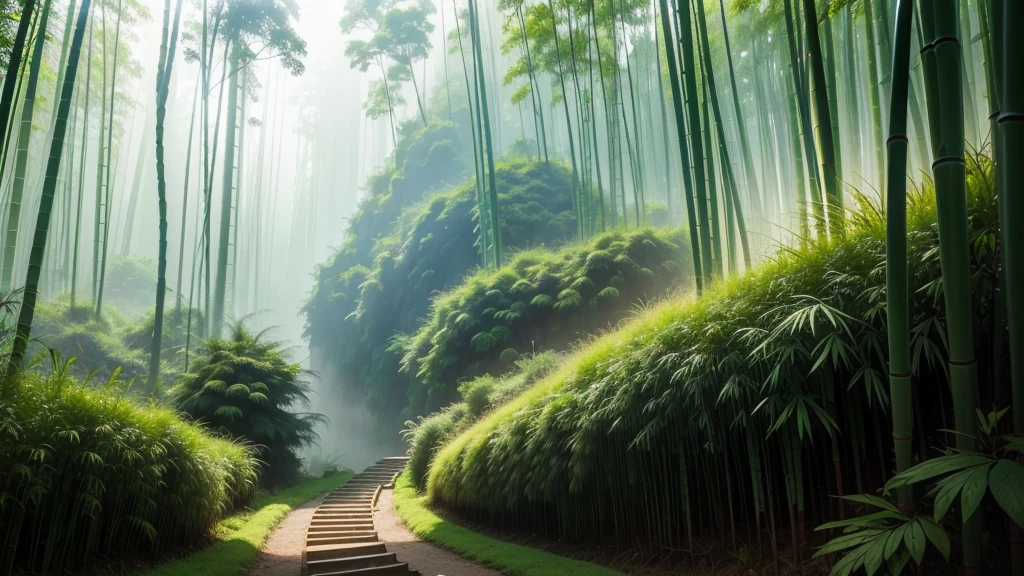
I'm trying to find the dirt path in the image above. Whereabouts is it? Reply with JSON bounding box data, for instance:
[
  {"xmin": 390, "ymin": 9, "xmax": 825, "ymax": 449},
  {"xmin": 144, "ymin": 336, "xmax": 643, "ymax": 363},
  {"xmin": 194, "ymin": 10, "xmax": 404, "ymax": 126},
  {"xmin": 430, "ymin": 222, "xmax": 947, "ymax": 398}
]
[
  {"xmin": 247, "ymin": 494, "xmax": 325, "ymax": 576},
  {"xmin": 374, "ymin": 488, "xmax": 502, "ymax": 576}
]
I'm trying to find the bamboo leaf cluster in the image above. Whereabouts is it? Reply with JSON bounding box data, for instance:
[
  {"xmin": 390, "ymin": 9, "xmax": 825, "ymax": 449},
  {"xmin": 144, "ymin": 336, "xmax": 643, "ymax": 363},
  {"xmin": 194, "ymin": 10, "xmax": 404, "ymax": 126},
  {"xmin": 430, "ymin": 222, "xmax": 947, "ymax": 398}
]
[{"xmin": 0, "ymin": 367, "xmax": 257, "ymax": 573}]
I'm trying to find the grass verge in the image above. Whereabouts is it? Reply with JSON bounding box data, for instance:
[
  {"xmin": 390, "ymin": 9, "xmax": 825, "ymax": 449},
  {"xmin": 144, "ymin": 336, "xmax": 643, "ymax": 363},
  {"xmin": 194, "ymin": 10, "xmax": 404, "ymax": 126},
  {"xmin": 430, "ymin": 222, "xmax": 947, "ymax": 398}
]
[
  {"xmin": 392, "ymin": 472, "xmax": 621, "ymax": 576},
  {"xmin": 141, "ymin": 471, "xmax": 353, "ymax": 576}
]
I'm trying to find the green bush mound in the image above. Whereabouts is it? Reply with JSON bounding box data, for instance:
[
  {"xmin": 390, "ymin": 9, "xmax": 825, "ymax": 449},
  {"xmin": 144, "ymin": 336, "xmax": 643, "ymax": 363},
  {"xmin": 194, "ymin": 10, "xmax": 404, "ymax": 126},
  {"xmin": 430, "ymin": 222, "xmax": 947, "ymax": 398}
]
[
  {"xmin": 28, "ymin": 299, "xmax": 204, "ymax": 383},
  {"xmin": 30, "ymin": 299, "xmax": 148, "ymax": 380},
  {"xmin": 404, "ymin": 352, "xmax": 559, "ymax": 490},
  {"xmin": 427, "ymin": 164, "xmax": 1003, "ymax": 551},
  {"xmin": 306, "ymin": 158, "xmax": 577, "ymax": 423},
  {"xmin": 402, "ymin": 227, "xmax": 692, "ymax": 405},
  {"xmin": 0, "ymin": 371, "xmax": 257, "ymax": 574},
  {"xmin": 171, "ymin": 324, "xmax": 325, "ymax": 489}
]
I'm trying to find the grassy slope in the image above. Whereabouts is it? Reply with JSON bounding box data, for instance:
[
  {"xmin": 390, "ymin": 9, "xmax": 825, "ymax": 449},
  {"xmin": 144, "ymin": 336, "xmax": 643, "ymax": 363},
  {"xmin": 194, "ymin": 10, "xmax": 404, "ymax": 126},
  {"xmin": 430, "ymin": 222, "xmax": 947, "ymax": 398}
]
[
  {"xmin": 142, "ymin": 472, "xmax": 353, "ymax": 576},
  {"xmin": 392, "ymin": 473, "xmax": 621, "ymax": 576}
]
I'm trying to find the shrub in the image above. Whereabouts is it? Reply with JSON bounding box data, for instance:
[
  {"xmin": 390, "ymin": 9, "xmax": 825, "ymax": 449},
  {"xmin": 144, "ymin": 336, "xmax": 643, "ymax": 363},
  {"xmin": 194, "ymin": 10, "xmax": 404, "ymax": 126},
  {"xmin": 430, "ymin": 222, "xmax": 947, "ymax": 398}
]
[
  {"xmin": 402, "ymin": 227, "xmax": 691, "ymax": 403},
  {"xmin": 171, "ymin": 323, "xmax": 326, "ymax": 489},
  {"xmin": 404, "ymin": 352, "xmax": 558, "ymax": 491},
  {"xmin": 0, "ymin": 365, "xmax": 256, "ymax": 574}
]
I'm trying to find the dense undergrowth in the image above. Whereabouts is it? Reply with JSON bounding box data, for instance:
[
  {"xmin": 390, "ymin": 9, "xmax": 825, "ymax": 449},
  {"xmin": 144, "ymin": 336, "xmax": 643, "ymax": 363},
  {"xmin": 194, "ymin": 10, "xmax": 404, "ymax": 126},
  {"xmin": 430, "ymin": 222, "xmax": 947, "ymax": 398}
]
[
  {"xmin": 29, "ymin": 297, "xmax": 204, "ymax": 384},
  {"xmin": 0, "ymin": 370, "xmax": 257, "ymax": 574},
  {"xmin": 426, "ymin": 162, "xmax": 1004, "ymax": 566},
  {"xmin": 404, "ymin": 352, "xmax": 560, "ymax": 490}
]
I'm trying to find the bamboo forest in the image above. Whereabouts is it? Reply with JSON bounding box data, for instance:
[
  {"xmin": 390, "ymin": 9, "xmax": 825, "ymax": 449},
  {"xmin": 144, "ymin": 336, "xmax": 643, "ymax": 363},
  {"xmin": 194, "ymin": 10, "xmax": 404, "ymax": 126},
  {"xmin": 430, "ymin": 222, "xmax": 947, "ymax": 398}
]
[{"xmin": 0, "ymin": 0, "xmax": 1021, "ymax": 574}]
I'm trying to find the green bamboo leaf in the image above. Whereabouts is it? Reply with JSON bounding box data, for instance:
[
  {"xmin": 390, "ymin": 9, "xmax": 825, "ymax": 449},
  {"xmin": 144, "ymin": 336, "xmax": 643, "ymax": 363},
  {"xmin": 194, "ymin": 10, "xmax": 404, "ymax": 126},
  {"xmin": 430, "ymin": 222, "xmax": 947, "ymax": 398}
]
[
  {"xmin": 989, "ymin": 459, "xmax": 1024, "ymax": 529},
  {"xmin": 886, "ymin": 454, "xmax": 993, "ymax": 491},
  {"xmin": 816, "ymin": 510, "xmax": 907, "ymax": 532},
  {"xmin": 886, "ymin": 548, "xmax": 911, "ymax": 576},
  {"xmin": 829, "ymin": 541, "xmax": 871, "ymax": 576},
  {"xmin": 919, "ymin": 518, "xmax": 950, "ymax": 560},
  {"xmin": 883, "ymin": 523, "xmax": 908, "ymax": 559},
  {"xmin": 904, "ymin": 520, "xmax": 926, "ymax": 565},
  {"xmin": 815, "ymin": 528, "xmax": 886, "ymax": 557},
  {"xmin": 933, "ymin": 467, "xmax": 976, "ymax": 522},
  {"xmin": 863, "ymin": 535, "xmax": 886, "ymax": 576},
  {"xmin": 840, "ymin": 494, "xmax": 900, "ymax": 513},
  {"xmin": 960, "ymin": 463, "xmax": 992, "ymax": 522}
]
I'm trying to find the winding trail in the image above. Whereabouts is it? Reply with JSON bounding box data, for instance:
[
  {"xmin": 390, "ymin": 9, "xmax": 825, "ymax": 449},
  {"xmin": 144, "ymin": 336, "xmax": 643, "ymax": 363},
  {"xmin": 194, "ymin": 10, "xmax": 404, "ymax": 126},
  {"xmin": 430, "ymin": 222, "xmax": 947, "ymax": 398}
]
[
  {"xmin": 373, "ymin": 487, "xmax": 502, "ymax": 576},
  {"xmin": 248, "ymin": 494, "xmax": 325, "ymax": 576},
  {"xmin": 300, "ymin": 457, "xmax": 499, "ymax": 576}
]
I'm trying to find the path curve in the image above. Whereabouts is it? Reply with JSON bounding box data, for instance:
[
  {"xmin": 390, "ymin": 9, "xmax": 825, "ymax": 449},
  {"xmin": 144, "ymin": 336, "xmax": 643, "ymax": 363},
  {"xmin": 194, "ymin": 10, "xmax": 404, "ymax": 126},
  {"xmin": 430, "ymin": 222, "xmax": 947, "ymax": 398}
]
[
  {"xmin": 247, "ymin": 494, "xmax": 325, "ymax": 576},
  {"xmin": 374, "ymin": 487, "xmax": 502, "ymax": 576}
]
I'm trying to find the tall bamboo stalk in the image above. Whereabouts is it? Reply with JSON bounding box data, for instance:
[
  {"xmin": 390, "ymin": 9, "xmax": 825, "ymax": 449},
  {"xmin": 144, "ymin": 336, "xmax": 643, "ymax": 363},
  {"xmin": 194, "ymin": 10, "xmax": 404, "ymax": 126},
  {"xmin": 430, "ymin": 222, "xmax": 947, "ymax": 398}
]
[
  {"xmin": 676, "ymin": 0, "xmax": 714, "ymax": 281},
  {"xmin": 658, "ymin": 0, "xmax": 702, "ymax": 293},
  {"xmin": 885, "ymin": 0, "xmax": 915, "ymax": 511},
  {"xmin": 919, "ymin": 3, "xmax": 980, "ymax": 573},
  {"xmin": 0, "ymin": 0, "xmax": 53, "ymax": 293},
  {"xmin": 717, "ymin": 0, "xmax": 761, "ymax": 224},
  {"xmin": 10, "ymin": 0, "xmax": 92, "ymax": 373},
  {"xmin": 995, "ymin": 1, "xmax": 1022, "ymax": 432},
  {"xmin": 801, "ymin": 0, "xmax": 842, "ymax": 235}
]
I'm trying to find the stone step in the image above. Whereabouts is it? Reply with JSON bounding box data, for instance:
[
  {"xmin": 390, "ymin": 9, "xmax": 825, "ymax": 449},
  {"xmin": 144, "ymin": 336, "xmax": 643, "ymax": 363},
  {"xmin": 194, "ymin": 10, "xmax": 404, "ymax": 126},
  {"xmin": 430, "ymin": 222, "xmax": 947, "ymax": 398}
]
[
  {"xmin": 313, "ymin": 513, "xmax": 373, "ymax": 520},
  {"xmin": 317, "ymin": 563, "xmax": 414, "ymax": 576},
  {"xmin": 306, "ymin": 541, "xmax": 387, "ymax": 562},
  {"xmin": 310, "ymin": 519, "xmax": 374, "ymax": 528},
  {"xmin": 308, "ymin": 523, "xmax": 374, "ymax": 533},
  {"xmin": 306, "ymin": 533, "xmax": 379, "ymax": 547},
  {"xmin": 307, "ymin": 552, "xmax": 399, "ymax": 575},
  {"xmin": 306, "ymin": 529, "xmax": 377, "ymax": 539}
]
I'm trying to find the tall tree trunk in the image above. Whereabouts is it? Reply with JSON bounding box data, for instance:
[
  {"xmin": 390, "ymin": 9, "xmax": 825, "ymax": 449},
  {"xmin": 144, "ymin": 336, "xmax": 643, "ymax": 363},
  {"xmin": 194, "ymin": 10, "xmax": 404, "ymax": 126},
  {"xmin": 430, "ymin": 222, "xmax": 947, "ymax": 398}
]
[
  {"xmin": 70, "ymin": 14, "xmax": 93, "ymax": 310},
  {"xmin": 801, "ymin": 0, "xmax": 842, "ymax": 235},
  {"xmin": 212, "ymin": 44, "xmax": 239, "ymax": 337},
  {"xmin": 545, "ymin": 0, "xmax": 582, "ymax": 243},
  {"xmin": 92, "ymin": 6, "xmax": 108, "ymax": 304},
  {"xmin": 9, "ymin": 0, "xmax": 92, "ymax": 373},
  {"xmin": 150, "ymin": 0, "xmax": 185, "ymax": 390},
  {"xmin": 863, "ymin": 0, "xmax": 886, "ymax": 193},
  {"xmin": 885, "ymin": 0, "xmax": 915, "ymax": 511},
  {"xmin": 0, "ymin": 0, "xmax": 37, "ymax": 191},
  {"xmin": 920, "ymin": 3, "xmax": 980, "ymax": 573},
  {"xmin": 717, "ymin": 0, "xmax": 762, "ymax": 224},
  {"xmin": 95, "ymin": 0, "xmax": 124, "ymax": 318},
  {"xmin": 1, "ymin": 0, "xmax": 53, "ymax": 292},
  {"xmin": 658, "ymin": 0, "xmax": 703, "ymax": 293},
  {"xmin": 469, "ymin": 0, "xmax": 501, "ymax": 266},
  {"xmin": 695, "ymin": 0, "xmax": 750, "ymax": 269},
  {"xmin": 676, "ymin": 0, "xmax": 714, "ymax": 282},
  {"xmin": 175, "ymin": 79, "xmax": 199, "ymax": 322},
  {"xmin": 995, "ymin": 1, "xmax": 1023, "ymax": 425}
]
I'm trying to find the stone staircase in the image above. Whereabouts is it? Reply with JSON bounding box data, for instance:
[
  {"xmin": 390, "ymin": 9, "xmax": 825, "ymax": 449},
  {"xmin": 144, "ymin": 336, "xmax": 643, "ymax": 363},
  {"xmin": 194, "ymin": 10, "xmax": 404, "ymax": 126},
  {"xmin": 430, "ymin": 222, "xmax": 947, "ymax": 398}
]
[{"xmin": 304, "ymin": 457, "xmax": 417, "ymax": 576}]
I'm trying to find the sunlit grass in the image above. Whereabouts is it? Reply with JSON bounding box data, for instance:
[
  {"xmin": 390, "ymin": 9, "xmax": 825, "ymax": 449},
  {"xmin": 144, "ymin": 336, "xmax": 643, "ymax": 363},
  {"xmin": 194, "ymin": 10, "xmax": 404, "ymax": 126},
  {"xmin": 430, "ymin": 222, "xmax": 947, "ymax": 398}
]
[
  {"xmin": 141, "ymin": 472, "xmax": 353, "ymax": 576},
  {"xmin": 393, "ymin": 472, "xmax": 621, "ymax": 576}
]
